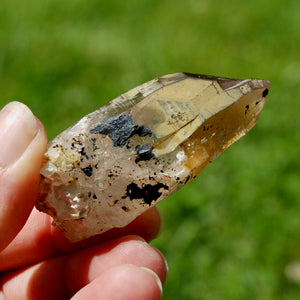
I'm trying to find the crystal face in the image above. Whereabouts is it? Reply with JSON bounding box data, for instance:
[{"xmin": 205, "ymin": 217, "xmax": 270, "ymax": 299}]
[{"xmin": 36, "ymin": 72, "xmax": 271, "ymax": 242}]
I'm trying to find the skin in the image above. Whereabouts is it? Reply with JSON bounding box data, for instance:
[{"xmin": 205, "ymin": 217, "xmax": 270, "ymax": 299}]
[{"xmin": 0, "ymin": 102, "xmax": 167, "ymax": 300}]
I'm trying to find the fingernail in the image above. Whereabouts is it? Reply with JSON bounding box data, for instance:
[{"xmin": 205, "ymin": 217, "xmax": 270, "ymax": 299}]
[
  {"xmin": 156, "ymin": 248, "xmax": 169, "ymax": 275},
  {"xmin": 0, "ymin": 102, "xmax": 38, "ymax": 168},
  {"xmin": 140, "ymin": 267, "xmax": 163, "ymax": 294}
]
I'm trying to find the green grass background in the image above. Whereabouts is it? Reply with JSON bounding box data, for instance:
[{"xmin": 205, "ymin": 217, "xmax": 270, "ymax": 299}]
[{"xmin": 1, "ymin": 0, "xmax": 299, "ymax": 299}]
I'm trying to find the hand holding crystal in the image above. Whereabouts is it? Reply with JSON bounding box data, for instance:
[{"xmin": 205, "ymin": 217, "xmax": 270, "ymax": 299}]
[{"xmin": 0, "ymin": 102, "xmax": 166, "ymax": 300}]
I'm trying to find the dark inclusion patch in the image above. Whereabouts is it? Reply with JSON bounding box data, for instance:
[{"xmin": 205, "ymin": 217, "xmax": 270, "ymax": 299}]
[
  {"xmin": 81, "ymin": 166, "xmax": 93, "ymax": 177},
  {"xmin": 90, "ymin": 114, "xmax": 152, "ymax": 147},
  {"xmin": 245, "ymin": 104, "xmax": 250, "ymax": 115},
  {"xmin": 262, "ymin": 88, "xmax": 269, "ymax": 98},
  {"xmin": 79, "ymin": 147, "xmax": 89, "ymax": 160},
  {"xmin": 123, "ymin": 182, "xmax": 169, "ymax": 205},
  {"xmin": 135, "ymin": 145, "xmax": 154, "ymax": 163},
  {"xmin": 122, "ymin": 206, "xmax": 129, "ymax": 212}
]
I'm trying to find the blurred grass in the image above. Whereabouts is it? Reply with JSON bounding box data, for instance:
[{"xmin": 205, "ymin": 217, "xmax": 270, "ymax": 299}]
[{"xmin": 0, "ymin": 0, "xmax": 299, "ymax": 299}]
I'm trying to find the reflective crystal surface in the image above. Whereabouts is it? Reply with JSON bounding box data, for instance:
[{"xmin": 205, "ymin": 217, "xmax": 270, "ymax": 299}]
[{"xmin": 36, "ymin": 72, "xmax": 271, "ymax": 242}]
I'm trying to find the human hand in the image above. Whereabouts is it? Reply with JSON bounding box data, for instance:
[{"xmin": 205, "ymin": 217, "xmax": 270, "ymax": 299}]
[{"xmin": 0, "ymin": 102, "xmax": 167, "ymax": 300}]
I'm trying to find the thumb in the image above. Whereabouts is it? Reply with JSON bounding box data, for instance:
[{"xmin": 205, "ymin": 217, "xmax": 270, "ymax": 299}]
[{"xmin": 0, "ymin": 102, "xmax": 47, "ymax": 251}]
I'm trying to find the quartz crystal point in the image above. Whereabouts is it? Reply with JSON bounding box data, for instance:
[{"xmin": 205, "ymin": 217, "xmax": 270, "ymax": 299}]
[{"xmin": 36, "ymin": 72, "xmax": 270, "ymax": 242}]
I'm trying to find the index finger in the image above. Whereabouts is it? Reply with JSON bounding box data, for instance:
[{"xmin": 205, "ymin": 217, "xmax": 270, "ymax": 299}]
[{"xmin": 0, "ymin": 206, "xmax": 163, "ymax": 272}]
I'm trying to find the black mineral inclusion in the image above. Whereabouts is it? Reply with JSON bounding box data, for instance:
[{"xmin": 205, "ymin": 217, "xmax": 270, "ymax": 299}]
[
  {"xmin": 90, "ymin": 114, "xmax": 152, "ymax": 147},
  {"xmin": 81, "ymin": 166, "xmax": 93, "ymax": 177},
  {"xmin": 262, "ymin": 88, "xmax": 269, "ymax": 98},
  {"xmin": 135, "ymin": 145, "xmax": 154, "ymax": 163},
  {"xmin": 123, "ymin": 182, "xmax": 169, "ymax": 205}
]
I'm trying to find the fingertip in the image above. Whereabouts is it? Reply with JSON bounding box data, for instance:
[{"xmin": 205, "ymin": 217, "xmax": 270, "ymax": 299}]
[
  {"xmin": 64, "ymin": 235, "xmax": 168, "ymax": 295},
  {"xmin": 72, "ymin": 264, "xmax": 163, "ymax": 300},
  {"xmin": 0, "ymin": 101, "xmax": 39, "ymax": 169}
]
